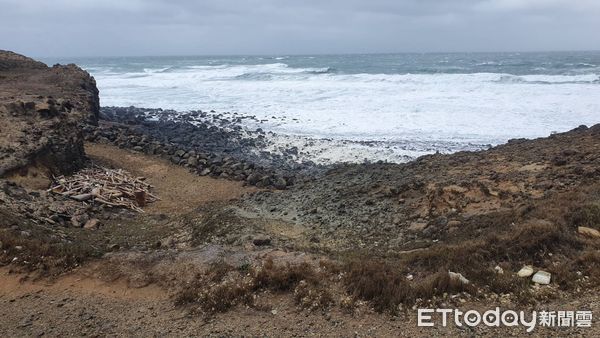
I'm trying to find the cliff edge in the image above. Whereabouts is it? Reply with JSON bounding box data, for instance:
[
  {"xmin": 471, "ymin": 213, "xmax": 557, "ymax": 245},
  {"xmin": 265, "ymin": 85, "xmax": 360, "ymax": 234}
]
[{"xmin": 0, "ymin": 50, "xmax": 99, "ymax": 185}]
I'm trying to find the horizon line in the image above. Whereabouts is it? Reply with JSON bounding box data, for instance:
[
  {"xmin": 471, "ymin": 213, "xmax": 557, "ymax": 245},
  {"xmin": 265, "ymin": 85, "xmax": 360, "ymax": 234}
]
[{"xmin": 33, "ymin": 49, "xmax": 600, "ymax": 60}]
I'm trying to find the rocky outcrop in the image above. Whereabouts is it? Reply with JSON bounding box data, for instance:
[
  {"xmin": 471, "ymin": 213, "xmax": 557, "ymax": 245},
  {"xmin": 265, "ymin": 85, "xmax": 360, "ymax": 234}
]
[
  {"xmin": 0, "ymin": 50, "xmax": 46, "ymax": 71},
  {"xmin": 0, "ymin": 50, "xmax": 100, "ymax": 186},
  {"xmin": 243, "ymin": 123, "xmax": 600, "ymax": 252}
]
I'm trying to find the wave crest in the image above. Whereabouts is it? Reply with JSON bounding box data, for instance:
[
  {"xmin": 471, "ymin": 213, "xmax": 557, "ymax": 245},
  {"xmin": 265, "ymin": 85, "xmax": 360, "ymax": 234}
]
[{"xmin": 495, "ymin": 74, "xmax": 599, "ymax": 85}]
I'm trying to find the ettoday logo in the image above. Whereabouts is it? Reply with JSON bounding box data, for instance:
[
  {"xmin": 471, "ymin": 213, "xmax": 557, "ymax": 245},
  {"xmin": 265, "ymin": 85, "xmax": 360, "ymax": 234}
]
[{"xmin": 417, "ymin": 307, "xmax": 593, "ymax": 333}]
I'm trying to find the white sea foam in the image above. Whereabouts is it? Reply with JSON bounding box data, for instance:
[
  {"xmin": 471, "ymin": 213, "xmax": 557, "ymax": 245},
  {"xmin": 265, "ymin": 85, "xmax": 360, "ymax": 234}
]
[{"xmin": 89, "ymin": 63, "xmax": 600, "ymax": 162}]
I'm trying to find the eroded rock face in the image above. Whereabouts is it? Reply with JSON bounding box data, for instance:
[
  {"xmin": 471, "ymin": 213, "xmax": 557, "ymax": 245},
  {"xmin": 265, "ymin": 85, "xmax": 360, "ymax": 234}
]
[{"xmin": 0, "ymin": 50, "xmax": 100, "ymax": 183}]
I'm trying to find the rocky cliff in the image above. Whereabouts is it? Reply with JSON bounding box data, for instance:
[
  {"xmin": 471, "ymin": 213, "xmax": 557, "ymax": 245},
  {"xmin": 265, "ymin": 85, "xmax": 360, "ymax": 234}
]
[{"xmin": 0, "ymin": 51, "xmax": 99, "ymax": 186}]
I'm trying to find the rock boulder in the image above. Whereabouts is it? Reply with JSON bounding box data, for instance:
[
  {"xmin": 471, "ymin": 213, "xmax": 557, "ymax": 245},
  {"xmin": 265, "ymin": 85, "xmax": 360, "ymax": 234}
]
[{"xmin": 0, "ymin": 50, "xmax": 100, "ymax": 186}]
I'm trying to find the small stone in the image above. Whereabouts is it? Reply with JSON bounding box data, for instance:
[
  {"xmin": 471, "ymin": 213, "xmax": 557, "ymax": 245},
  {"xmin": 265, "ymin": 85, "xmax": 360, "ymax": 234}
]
[
  {"xmin": 252, "ymin": 235, "xmax": 271, "ymax": 246},
  {"xmin": 406, "ymin": 274, "xmax": 414, "ymax": 281},
  {"xmin": 443, "ymin": 185, "xmax": 468, "ymax": 194},
  {"xmin": 494, "ymin": 265, "xmax": 504, "ymax": 274},
  {"xmin": 409, "ymin": 222, "xmax": 428, "ymax": 232},
  {"xmin": 83, "ymin": 218, "xmax": 100, "ymax": 230},
  {"xmin": 578, "ymin": 226, "xmax": 600, "ymax": 239},
  {"xmin": 161, "ymin": 238, "xmax": 174, "ymax": 248},
  {"xmin": 271, "ymin": 309, "xmax": 278, "ymax": 315},
  {"xmin": 517, "ymin": 265, "xmax": 534, "ymax": 277},
  {"xmin": 448, "ymin": 271, "xmax": 469, "ymax": 285},
  {"xmin": 273, "ymin": 177, "xmax": 287, "ymax": 190},
  {"xmin": 247, "ymin": 173, "xmax": 261, "ymax": 185},
  {"xmin": 71, "ymin": 214, "xmax": 89, "ymax": 227},
  {"xmin": 187, "ymin": 157, "xmax": 198, "ymax": 166},
  {"xmin": 447, "ymin": 220, "xmax": 462, "ymax": 227},
  {"xmin": 532, "ymin": 271, "xmax": 551, "ymax": 285}
]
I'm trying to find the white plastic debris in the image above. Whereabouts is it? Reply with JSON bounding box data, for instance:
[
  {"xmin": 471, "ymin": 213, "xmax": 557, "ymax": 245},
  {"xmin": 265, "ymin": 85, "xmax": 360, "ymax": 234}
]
[{"xmin": 532, "ymin": 271, "xmax": 551, "ymax": 285}]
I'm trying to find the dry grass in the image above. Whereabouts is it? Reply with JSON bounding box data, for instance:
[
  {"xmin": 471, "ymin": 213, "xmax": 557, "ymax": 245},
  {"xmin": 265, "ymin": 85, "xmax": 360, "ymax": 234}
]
[
  {"xmin": 174, "ymin": 258, "xmax": 333, "ymax": 315},
  {"xmin": 254, "ymin": 259, "xmax": 318, "ymax": 291},
  {"xmin": 568, "ymin": 203, "xmax": 600, "ymax": 230},
  {"xmin": 343, "ymin": 259, "xmax": 412, "ymax": 312},
  {"xmin": 0, "ymin": 225, "xmax": 101, "ymax": 274},
  {"xmin": 402, "ymin": 222, "xmax": 572, "ymax": 277},
  {"xmin": 342, "ymin": 260, "xmax": 472, "ymax": 313},
  {"xmin": 550, "ymin": 250, "xmax": 600, "ymax": 290},
  {"xmin": 294, "ymin": 280, "xmax": 334, "ymax": 311},
  {"xmin": 338, "ymin": 195, "xmax": 596, "ymax": 313}
]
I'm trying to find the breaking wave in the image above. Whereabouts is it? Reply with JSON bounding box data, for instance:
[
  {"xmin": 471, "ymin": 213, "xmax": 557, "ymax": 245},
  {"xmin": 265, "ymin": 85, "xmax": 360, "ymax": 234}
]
[
  {"xmin": 75, "ymin": 53, "xmax": 600, "ymax": 160},
  {"xmin": 495, "ymin": 74, "xmax": 599, "ymax": 85}
]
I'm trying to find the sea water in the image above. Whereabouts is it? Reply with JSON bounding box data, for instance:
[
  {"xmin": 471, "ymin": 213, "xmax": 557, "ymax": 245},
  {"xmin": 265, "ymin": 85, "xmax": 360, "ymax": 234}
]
[{"xmin": 42, "ymin": 52, "xmax": 600, "ymax": 163}]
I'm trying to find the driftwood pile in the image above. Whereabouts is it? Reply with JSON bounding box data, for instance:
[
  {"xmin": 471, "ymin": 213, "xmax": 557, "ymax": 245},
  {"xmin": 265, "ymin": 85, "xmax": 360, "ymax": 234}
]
[{"xmin": 49, "ymin": 167, "xmax": 159, "ymax": 212}]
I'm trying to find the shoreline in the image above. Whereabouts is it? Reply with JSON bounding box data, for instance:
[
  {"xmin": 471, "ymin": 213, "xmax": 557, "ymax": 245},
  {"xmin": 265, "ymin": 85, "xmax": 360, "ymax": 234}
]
[{"xmin": 98, "ymin": 106, "xmax": 509, "ymax": 165}]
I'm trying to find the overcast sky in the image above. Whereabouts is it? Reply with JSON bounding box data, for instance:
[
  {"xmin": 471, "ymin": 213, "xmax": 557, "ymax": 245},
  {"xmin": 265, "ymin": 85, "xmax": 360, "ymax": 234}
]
[{"xmin": 1, "ymin": 0, "xmax": 599, "ymax": 57}]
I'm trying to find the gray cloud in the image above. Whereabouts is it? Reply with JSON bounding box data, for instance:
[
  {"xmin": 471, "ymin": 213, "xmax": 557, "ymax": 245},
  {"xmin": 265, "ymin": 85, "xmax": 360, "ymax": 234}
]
[{"xmin": 0, "ymin": 0, "xmax": 599, "ymax": 57}]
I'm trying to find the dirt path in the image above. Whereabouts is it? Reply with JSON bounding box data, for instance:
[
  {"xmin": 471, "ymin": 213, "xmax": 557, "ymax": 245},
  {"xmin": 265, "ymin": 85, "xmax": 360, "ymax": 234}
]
[
  {"xmin": 85, "ymin": 143, "xmax": 257, "ymax": 215},
  {"xmin": 0, "ymin": 267, "xmax": 405, "ymax": 337}
]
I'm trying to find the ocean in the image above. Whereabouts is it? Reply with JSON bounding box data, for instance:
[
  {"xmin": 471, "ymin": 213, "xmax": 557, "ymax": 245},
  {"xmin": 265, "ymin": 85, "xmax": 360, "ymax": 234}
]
[{"xmin": 41, "ymin": 52, "xmax": 600, "ymax": 163}]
